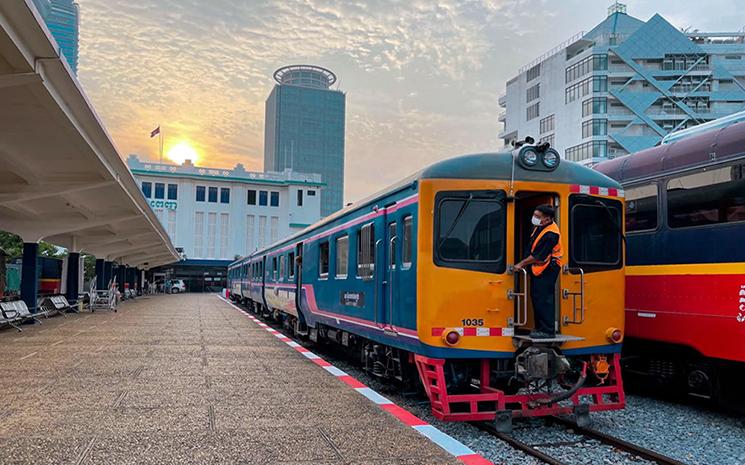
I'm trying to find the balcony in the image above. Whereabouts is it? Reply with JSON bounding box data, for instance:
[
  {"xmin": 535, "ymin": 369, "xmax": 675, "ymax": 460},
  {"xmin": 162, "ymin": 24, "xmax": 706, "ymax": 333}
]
[
  {"xmin": 498, "ymin": 94, "xmax": 507, "ymax": 108},
  {"xmin": 498, "ymin": 111, "xmax": 506, "ymax": 123}
]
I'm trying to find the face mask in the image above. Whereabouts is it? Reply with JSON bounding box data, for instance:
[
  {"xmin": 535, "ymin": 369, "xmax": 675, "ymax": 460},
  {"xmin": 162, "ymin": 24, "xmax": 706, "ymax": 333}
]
[{"xmin": 531, "ymin": 215, "xmax": 542, "ymax": 226}]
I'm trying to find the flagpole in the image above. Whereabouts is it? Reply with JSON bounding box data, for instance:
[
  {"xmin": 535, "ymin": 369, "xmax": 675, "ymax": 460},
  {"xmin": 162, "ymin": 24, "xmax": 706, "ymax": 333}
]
[{"xmin": 159, "ymin": 126, "xmax": 163, "ymax": 163}]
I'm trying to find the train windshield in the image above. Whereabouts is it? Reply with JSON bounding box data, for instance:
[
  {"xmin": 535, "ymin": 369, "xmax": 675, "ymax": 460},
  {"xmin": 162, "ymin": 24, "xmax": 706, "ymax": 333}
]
[
  {"xmin": 569, "ymin": 195, "xmax": 623, "ymax": 272},
  {"xmin": 434, "ymin": 190, "xmax": 506, "ymax": 273}
]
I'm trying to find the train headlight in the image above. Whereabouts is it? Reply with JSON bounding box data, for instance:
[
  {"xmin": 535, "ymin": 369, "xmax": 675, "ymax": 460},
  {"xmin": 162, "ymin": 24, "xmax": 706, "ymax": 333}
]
[
  {"xmin": 606, "ymin": 327, "xmax": 623, "ymax": 343},
  {"xmin": 541, "ymin": 149, "xmax": 560, "ymax": 170},
  {"xmin": 518, "ymin": 147, "xmax": 539, "ymax": 168}
]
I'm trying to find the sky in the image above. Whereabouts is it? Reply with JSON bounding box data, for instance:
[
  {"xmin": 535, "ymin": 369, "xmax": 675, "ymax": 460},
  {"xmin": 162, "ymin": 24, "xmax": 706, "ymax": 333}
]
[{"xmin": 75, "ymin": 0, "xmax": 745, "ymax": 203}]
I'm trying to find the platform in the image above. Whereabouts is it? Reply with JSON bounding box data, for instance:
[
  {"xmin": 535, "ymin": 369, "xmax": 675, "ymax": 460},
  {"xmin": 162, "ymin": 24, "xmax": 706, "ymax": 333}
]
[{"xmin": 0, "ymin": 294, "xmax": 468, "ymax": 464}]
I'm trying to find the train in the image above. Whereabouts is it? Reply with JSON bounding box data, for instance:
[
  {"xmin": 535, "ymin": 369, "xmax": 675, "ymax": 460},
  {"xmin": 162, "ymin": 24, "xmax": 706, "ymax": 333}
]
[
  {"xmin": 229, "ymin": 143, "xmax": 627, "ymax": 430},
  {"xmin": 596, "ymin": 121, "xmax": 745, "ymax": 408}
]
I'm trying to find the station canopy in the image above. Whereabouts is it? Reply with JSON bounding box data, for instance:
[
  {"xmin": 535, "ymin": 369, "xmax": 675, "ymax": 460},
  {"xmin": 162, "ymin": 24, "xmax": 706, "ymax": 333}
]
[{"xmin": 0, "ymin": 1, "xmax": 179, "ymax": 269}]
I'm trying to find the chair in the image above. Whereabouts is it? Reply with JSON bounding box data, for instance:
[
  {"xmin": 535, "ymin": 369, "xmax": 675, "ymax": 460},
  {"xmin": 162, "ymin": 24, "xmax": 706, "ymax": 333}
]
[{"xmin": 0, "ymin": 300, "xmax": 40, "ymax": 331}]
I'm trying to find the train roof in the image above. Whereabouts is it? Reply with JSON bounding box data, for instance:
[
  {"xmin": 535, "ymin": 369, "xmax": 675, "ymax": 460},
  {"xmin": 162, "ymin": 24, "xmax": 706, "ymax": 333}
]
[
  {"xmin": 595, "ymin": 121, "xmax": 745, "ymax": 184},
  {"xmin": 231, "ymin": 151, "xmax": 621, "ymax": 265}
]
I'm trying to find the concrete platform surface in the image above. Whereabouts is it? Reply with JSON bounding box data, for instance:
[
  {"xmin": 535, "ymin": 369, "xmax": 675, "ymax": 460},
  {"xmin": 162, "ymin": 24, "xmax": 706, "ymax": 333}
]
[{"xmin": 0, "ymin": 294, "xmax": 463, "ymax": 465}]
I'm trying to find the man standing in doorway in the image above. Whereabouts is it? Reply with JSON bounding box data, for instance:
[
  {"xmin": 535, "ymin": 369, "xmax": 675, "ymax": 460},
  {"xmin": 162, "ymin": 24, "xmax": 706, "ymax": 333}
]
[{"xmin": 514, "ymin": 205, "xmax": 563, "ymax": 339}]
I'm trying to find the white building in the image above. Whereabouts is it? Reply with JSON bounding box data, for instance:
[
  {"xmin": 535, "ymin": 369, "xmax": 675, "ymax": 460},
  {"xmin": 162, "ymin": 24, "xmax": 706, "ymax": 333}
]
[
  {"xmin": 127, "ymin": 155, "xmax": 323, "ymax": 267},
  {"xmin": 499, "ymin": 3, "xmax": 745, "ymax": 164}
]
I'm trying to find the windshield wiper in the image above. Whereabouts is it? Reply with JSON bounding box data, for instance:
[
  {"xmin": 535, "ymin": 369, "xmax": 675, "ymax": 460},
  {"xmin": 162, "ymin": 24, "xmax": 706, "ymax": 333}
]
[{"xmin": 439, "ymin": 194, "xmax": 473, "ymax": 246}]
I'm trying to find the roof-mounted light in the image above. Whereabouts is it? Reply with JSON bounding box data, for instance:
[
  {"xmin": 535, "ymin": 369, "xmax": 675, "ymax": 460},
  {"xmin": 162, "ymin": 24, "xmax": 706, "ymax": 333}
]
[{"xmin": 542, "ymin": 148, "xmax": 560, "ymax": 170}]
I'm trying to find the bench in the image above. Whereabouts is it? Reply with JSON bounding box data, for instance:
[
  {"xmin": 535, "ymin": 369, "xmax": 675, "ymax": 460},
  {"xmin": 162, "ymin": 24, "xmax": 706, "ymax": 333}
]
[
  {"xmin": 38, "ymin": 295, "xmax": 73, "ymax": 318},
  {"xmin": 0, "ymin": 300, "xmax": 40, "ymax": 331}
]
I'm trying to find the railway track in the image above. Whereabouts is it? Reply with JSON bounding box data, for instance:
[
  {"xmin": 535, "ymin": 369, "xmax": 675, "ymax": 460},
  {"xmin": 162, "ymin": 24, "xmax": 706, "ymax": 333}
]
[{"xmin": 478, "ymin": 417, "xmax": 689, "ymax": 465}]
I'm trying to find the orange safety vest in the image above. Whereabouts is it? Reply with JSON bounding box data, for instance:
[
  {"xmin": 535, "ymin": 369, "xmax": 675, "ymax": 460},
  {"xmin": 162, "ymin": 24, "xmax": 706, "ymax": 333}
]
[{"xmin": 530, "ymin": 222, "xmax": 563, "ymax": 276}]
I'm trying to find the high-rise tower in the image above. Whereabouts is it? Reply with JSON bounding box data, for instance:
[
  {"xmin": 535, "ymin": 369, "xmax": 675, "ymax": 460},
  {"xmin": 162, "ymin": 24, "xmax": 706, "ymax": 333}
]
[
  {"xmin": 264, "ymin": 65, "xmax": 346, "ymax": 217},
  {"xmin": 31, "ymin": 0, "xmax": 80, "ymax": 74}
]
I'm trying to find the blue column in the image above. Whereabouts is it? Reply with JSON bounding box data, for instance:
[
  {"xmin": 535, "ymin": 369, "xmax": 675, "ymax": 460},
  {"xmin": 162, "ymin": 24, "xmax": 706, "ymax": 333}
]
[
  {"xmin": 103, "ymin": 261, "xmax": 113, "ymax": 288},
  {"xmin": 20, "ymin": 242, "xmax": 39, "ymax": 313},
  {"xmin": 95, "ymin": 258, "xmax": 105, "ymax": 290},
  {"xmin": 117, "ymin": 265, "xmax": 126, "ymax": 293},
  {"xmin": 66, "ymin": 252, "xmax": 80, "ymax": 305}
]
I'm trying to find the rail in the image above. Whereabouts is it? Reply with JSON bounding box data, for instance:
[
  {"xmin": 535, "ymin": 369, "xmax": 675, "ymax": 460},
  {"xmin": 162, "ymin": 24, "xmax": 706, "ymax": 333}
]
[
  {"xmin": 562, "ymin": 266, "xmax": 585, "ymax": 325},
  {"xmin": 507, "ymin": 266, "xmax": 528, "ymax": 326}
]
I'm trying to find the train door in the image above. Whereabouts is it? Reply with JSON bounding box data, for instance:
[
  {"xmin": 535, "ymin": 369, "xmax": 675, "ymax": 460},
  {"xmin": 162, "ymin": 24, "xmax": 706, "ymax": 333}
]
[
  {"xmin": 294, "ymin": 242, "xmax": 303, "ymax": 310},
  {"xmin": 384, "ymin": 211, "xmax": 398, "ymax": 332},
  {"xmin": 512, "ymin": 192, "xmax": 559, "ymax": 334}
]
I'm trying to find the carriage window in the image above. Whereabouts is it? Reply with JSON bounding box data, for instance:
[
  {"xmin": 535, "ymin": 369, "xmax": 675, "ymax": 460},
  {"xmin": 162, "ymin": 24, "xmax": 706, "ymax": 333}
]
[
  {"xmin": 357, "ymin": 223, "xmax": 375, "ymax": 279},
  {"xmin": 288, "ymin": 252, "xmax": 295, "ymax": 279},
  {"xmin": 279, "ymin": 255, "xmax": 285, "ymax": 281},
  {"xmin": 335, "ymin": 236, "xmax": 348, "ymax": 278},
  {"xmin": 569, "ymin": 196, "xmax": 623, "ymax": 270},
  {"xmin": 667, "ymin": 164, "xmax": 745, "ymax": 228},
  {"xmin": 388, "ymin": 222, "xmax": 397, "ymax": 269},
  {"xmin": 625, "ymin": 184, "xmax": 658, "ymax": 232},
  {"xmin": 272, "ymin": 256, "xmax": 277, "ymax": 280},
  {"xmin": 402, "ymin": 215, "xmax": 413, "ymax": 269},
  {"xmin": 319, "ymin": 241, "xmax": 329, "ymax": 278},
  {"xmin": 434, "ymin": 191, "xmax": 506, "ymax": 273}
]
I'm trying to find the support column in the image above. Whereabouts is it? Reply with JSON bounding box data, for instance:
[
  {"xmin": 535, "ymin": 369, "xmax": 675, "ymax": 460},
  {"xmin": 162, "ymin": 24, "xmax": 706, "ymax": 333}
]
[
  {"xmin": 66, "ymin": 252, "xmax": 80, "ymax": 305},
  {"xmin": 103, "ymin": 261, "xmax": 113, "ymax": 289},
  {"xmin": 117, "ymin": 264, "xmax": 126, "ymax": 293},
  {"xmin": 20, "ymin": 242, "xmax": 39, "ymax": 313},
  {"xmin": 95, "ymin": 258, "xmax": 105, "ymax": 290}
]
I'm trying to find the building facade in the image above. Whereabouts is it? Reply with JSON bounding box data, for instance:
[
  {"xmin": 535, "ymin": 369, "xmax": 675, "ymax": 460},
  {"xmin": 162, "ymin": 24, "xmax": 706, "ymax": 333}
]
[
  {"xmin": 127, "ymin": 155, "xmax": 323, "ymax": 289},
  {"xmin": 264, "ymin": 65, "xmax": 346, "ymax": 217},
  {"xmin": 31, "ymin": 0, "xmax": 79, "ymax": 74},
  {"xmin": 499, "ymin": 3, "xmax": 745, "ymax": 164}
]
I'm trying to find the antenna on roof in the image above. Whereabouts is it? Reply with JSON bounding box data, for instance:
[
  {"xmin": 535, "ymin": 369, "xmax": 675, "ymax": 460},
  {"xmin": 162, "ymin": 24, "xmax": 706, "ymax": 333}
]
[{"xmin": 607, "ymin": 2, "xmax": 626, "ymax": 16}]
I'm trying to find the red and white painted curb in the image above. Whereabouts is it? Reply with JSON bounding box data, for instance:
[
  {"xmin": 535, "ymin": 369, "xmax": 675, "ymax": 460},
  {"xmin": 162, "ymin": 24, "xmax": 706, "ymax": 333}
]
[{"xmin": 218, "ymin": 296, "xmax": 494, "ymax": 465}]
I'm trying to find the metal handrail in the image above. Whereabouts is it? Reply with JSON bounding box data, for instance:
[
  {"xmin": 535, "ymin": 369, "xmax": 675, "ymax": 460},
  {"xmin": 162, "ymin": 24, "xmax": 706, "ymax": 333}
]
[
  {"xmin": 562, "ymin": 266, "xmax": 585, "ymax": 324},
  {"xmin": 372, "ymin": 238, "xmax": 383, "ymax": 326},
  {"xmin": 507, "ymin": 266, "xmax": 529, "ymax": 326}
]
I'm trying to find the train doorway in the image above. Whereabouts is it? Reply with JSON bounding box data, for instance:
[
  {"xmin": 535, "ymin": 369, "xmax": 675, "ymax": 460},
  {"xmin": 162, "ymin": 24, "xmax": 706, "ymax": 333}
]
[{"xmin": 512, "ymin": 192, "xmax": 559, "ymax": 335}]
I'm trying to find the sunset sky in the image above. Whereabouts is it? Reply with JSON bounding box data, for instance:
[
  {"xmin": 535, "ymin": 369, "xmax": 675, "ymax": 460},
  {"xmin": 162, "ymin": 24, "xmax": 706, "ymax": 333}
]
[{"xmin": 76, "ymin": 0, "xmax": 744, "ymax": 203}]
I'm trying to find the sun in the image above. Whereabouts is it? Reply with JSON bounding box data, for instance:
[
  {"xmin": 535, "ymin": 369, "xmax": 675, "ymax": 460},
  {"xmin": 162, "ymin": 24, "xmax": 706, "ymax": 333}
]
[{"xmin": 166, "ymin": 141, "xmax": 199, "ymax": 165}]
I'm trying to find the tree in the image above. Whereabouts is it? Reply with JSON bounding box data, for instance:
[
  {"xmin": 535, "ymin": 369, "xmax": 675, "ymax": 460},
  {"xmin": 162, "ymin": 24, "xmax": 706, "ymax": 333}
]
[{"xmin": 0, "ymin": 231, "xmax": 66, "ymax": 259}]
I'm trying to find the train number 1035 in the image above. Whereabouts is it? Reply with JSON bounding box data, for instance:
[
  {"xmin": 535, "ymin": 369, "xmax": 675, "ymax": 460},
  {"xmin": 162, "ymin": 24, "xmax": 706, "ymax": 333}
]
[{"xmin": 461, "ymin": 319, "xmax": 484, "ymax": 327}]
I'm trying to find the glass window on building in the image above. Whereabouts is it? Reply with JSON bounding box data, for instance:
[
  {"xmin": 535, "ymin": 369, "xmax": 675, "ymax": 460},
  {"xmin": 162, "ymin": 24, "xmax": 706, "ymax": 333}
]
[
  {"xmin": 582, "ymin": 119, "xmax": 608, "ymax": 138},
  {"xmin": 582, "ymin": 97, "xmax": 607, "ymax": 117},
  {"xmin": 196, "ymin": 185, "xmax": 206, "ymax": 202},
  {"xmin": 308, "ymin": 190, "xmax": 316, "ymax": 196},
  {"xmin": 167, "ymin": 183, "xmax": 178, "ymax": 200},
  {"xmin": 526, "ymin": 102, "xmax": 540, "ymax": 121},
  {"xmin": 625, "ymin": 184, "xmax": 658, "ymax": 232},
  {"xmin": 154, "ymin": 182, "xmax": 165, "ymax": 199},
  {"xmin": 259, "ymin": 190, "xmax": 268, "ymax": 206},
  {"xmin": 220, "ymin": 188, "xmax": 230, "ymax": 204},
  {"xmin": 335, "ymin": 235, "xmax": 348, "ymax": 278},
  {"xmin": 539, "ymin": 134, "xmax": 555, "ymax": 147},
  {"xmin": 593, "ymin": 76, "xmax": 607, "ymax": 92},
  {"xmin": 667, "ymin": 163, "xmax": 745, "ymax": 228},
  {"xmin": 247, "ymin": 189, "xmax": 256, "ymax": 205},
  {"xmin": 539, "ymin": 114, "xmax": 554, "ymax": 134},
  {"xmin": 208, "ymin": 187, "xmax": 218, "ymax": 203},
  {"xmin": 526, "ymin": 63, "xmax": 540, "ymax": 81},
  {"xmin": 297, "ymin": 189, "xmax": 304, "ymax": 206},
  {"xmin": 526, "ymin": 83, "xmax": 540, "ymax": 103},
  {"xmin": 141, "ymin": 182, "xmax": 152, "ymax": 198},
  {"xmin": 565, "ymin": 141, "xmax": 607, "ymax": 162},
  {"xmin": 270, "ymin": 191, "xmax": 279, "ymax": 207}
]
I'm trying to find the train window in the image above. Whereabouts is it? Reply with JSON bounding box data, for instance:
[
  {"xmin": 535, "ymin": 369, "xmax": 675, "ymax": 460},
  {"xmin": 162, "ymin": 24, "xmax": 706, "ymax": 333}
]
[
  {"xmin": 319, "ymin": 242, "xmax": 330, "ymax": 278},
  {"xmin": 402, "ymin": 216, "xmax": 413, "ymax": 269},
  {"xmin": 434, "ymin": 190, "xmax": 506, "ymax": 273},
  {"xmin": 388, "ymin": 222, "xmax": 397, "ymax": 269},
  {"xmin": 667, "ymin": 164, "xmax": 745, "ymax": 228},
  {"xmin": 288, "ymin": 252, "xmax": 295, "ymax": 279},
  {"xmin": 569, "ymin": 195, "xmax": 623, "ymax": 271},
  {"xmin": 357, "ymin": 223, "xmax": 375, "ymax": 279},
  {"xmin": 335, "ymin": 236, "xmax": 348, "ymax": 278},
  {"xmin": 272, "ymin": 256, "xmax": 277, "ymax": 280},
  {"xmin": 625, "ymin": 184, "xmax": 658, "ymax": 232},
  {"xmin": 279, "ymin": 256, "xmax": 285, "ymax": 281}
]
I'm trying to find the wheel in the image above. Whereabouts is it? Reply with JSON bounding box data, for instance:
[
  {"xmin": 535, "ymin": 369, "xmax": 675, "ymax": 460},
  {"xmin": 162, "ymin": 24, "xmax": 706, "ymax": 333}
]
[{"xmin": 171, "ymin": 288, "xmax": 179, "ymax": 294}]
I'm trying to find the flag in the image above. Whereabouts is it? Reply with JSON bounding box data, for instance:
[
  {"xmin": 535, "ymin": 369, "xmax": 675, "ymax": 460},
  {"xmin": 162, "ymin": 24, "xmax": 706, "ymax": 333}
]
[{"xmin": 150, "ymin": 126, "xmax": 160, "ymax": 138}]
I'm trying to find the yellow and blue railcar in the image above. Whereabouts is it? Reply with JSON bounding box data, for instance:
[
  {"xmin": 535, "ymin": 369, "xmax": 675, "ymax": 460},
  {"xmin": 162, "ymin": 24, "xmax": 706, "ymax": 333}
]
[{"xmin": 228, "ymin": 145, "xmax": 626, "ymax": 428}]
